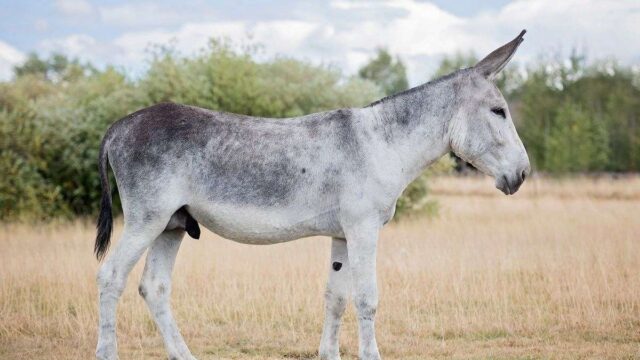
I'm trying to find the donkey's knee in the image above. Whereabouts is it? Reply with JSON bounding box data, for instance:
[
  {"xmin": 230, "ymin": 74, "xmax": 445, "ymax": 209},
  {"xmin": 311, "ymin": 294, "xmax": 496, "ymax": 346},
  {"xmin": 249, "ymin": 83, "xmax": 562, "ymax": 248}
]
[
  {"xmin": 137, "ymin": 281, "xmax": 169, "ymax": 302},
  {"xmin": 97, "ymin": 262, "xmax": 126, "ymax": 298},
  {"xmin": 138, "ymin": 276, "xmax": 170, "ymax": 304},
  {"xmin": 354, "ymin": 295, "xmax": 377, "ymax": 322},
  {"xmin": 325, "ymin": 289, "xmax": 347, "ymax": 317}
]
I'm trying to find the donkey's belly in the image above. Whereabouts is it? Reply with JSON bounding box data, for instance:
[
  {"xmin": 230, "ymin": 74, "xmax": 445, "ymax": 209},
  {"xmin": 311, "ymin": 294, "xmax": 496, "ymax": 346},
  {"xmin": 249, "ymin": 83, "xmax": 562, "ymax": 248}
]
[{"xmin": 186, "ymin": 203, "xmax": 342, "ymax": 244}]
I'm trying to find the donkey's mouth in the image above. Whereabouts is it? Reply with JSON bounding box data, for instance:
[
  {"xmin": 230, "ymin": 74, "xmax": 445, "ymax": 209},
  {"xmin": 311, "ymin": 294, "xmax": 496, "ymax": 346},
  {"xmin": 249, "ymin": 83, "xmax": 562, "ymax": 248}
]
[{"xmin": 497, "ymin": 176, "xmax": 512, "ymax": 195}]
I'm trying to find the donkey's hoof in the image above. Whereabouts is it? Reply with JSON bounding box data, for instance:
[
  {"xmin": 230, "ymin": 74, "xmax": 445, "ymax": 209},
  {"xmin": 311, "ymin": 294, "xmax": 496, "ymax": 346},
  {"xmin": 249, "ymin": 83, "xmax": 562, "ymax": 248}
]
[
  {"xmin": 319, "ymin": 354, "xmax": 341, "ymax": 360},
  {"xmin": 168, "ymin": 353, "xmax": 197, "ymax": 360},
  {"xmin": 95, "ymin": 339, "xmax": 119, "ymax": 360},
  {"xmin": 359, "ymin": 351, "xmax": 381, "ymax": 360},
  {"xmin": 318, "ymin": 347, "xmax": 341, "ymax": 360},
  {"xmin": 95, "ymin": 347, "xmax": 119, "ymax": 360}
]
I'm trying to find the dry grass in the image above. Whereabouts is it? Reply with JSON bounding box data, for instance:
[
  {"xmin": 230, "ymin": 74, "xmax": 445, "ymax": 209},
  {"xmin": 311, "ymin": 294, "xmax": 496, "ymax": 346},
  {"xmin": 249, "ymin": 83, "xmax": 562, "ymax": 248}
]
[{"xmin": 1, "ymin": 175, "xmax": 639, "ymax": 359}]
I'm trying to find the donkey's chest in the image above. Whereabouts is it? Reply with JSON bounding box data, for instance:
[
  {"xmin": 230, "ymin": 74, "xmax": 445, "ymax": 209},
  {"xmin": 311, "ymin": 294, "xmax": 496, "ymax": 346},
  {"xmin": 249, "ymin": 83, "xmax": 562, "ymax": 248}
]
[{"xmin": 186, "ymin": 202, "xmax": 343, "ymax": 244}]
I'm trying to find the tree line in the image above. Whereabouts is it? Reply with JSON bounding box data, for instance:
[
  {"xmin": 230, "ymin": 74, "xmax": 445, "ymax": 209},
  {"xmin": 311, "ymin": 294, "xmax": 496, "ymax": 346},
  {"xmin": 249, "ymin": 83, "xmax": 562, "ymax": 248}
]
[
  {"xmin": 430, "ymin": 51, "xmax": 640, "ymax": 173},
  {"xmin": 1, "ymin": 41, "xmax": 638, "ymax": 220}
]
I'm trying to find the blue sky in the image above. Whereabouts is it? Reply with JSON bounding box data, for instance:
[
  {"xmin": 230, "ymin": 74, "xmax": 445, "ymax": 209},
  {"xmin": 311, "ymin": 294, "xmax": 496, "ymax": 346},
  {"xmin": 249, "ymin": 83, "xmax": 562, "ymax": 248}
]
[{"xmin": 1, "ymin": 0, "xmax": 639, "ymax": 83}]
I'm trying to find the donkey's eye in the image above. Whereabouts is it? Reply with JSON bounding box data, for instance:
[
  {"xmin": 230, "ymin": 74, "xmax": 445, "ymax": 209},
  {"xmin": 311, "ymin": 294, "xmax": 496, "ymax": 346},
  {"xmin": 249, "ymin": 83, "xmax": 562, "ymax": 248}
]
[{"xmin": 491, "ymin": 107, "xmax": 506, "ymax": 118}]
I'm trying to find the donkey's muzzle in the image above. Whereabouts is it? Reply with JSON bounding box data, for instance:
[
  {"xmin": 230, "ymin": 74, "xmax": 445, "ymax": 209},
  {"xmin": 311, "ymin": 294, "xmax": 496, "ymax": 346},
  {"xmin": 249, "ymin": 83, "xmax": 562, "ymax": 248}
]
[{"xmin": 497, "ymin": 166, "xmax": 530, "ymax": 195}]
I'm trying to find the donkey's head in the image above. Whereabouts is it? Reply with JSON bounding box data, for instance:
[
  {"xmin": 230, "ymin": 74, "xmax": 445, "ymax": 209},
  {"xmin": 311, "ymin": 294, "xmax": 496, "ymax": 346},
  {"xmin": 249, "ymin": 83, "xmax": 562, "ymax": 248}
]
[{"xmin": 449, "ymin": 30, "xmax": 530, "ymax": 195}]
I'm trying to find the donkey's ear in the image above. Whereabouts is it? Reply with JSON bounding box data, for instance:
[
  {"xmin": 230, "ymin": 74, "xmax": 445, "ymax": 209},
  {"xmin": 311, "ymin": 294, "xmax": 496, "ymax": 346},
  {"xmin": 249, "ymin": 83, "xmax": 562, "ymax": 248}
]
[{"xmin": 474, "ymin": 30, "xmax": 526, "ymax": 80}]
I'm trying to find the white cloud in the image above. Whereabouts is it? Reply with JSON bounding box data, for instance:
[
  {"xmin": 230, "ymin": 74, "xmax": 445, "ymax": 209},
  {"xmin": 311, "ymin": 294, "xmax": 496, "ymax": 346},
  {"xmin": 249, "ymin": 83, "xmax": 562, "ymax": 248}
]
[
  {"xmin": 36, "ymin": 20, "xmax": 318, "ymax": 76},
  {"xmin": 111, "ymin": 22, "xmax": 249, "ymax": 65},
  {"xmin": 39, "ymin": 34, "xmax": 115, "ymax": 63},
  {"xmin": 100, "ymin": 3, "xmax": 169, "ymax": 27},
  {"xmin": 98, "ymin": 3, "xmax": 217, "ymax": 28},
  {"xmin": 55, "ymin": 0, "xmax": 93, "ymax": 16},
  {"xmin": 0, "ymin": 41, "xmax": 26, "ymax": 81},
  {"xmin": 323, "ymin": 0, "xmax": 484, "ymax": 78},
  {"xmin": 320, "ymin": 0, "xmax": 640, "ymax": 82},
  {"xmin": 472, "ymin": 0, "xmax": 640, "ymax": 63},
  {"xmin": 36, "ymin": 0, "xmax": 640, "ymax": 85},
  {"xmin": 326, "ymin": 0, "xmax": 640, "ymax": 82}
]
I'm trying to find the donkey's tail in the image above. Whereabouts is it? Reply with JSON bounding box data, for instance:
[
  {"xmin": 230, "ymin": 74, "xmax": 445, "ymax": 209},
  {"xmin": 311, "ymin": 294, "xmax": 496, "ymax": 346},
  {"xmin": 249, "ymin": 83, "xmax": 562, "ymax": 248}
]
[{"xmin": 95, "ymin": 135, "xmax": 113, "ymax": 261}]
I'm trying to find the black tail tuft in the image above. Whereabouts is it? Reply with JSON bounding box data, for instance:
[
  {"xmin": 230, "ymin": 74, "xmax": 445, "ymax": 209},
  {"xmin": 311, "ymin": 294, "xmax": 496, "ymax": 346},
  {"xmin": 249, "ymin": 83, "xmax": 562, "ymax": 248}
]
[{"xmin": 95, "ymin": 138, "xmax": 113, "ymax": 261}]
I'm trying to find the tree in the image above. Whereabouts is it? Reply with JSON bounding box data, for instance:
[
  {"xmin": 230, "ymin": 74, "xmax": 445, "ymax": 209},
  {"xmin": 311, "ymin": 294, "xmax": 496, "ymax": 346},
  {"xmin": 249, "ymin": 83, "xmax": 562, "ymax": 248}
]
[
  {"xmin": 13, "ymin": 53, "xmax": 48, "ymax": 79},
  {"xmin": 0, "ymin": 40, "xmax": 382, "ymax": 220},
  {"xmin": 13, "ymin": 52, "xmax": 90, "ymax": 82},
  {"xmin": 544, "ymin": 103, "xmax": 609, "ymax": 172},
  {"xmin": 358, "ymin": 49, "xmax": 409, "ymax": 96},
  {"xmin": 513, "ymin": 52, "xmax": 640, "ymax": 172}
]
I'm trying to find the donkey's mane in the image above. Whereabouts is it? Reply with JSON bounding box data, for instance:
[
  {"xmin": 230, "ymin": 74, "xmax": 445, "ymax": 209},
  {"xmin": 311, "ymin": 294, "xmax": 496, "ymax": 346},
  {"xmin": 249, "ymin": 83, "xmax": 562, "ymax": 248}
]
[{"xmin": 364, "ymin": 68, "xmax": 468, "ymax": 108}]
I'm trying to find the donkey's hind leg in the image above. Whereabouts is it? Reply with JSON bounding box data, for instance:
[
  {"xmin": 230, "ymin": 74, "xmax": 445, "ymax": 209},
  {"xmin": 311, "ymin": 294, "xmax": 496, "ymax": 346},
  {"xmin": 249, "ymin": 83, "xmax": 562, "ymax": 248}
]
[
  {"xmin": 139, "ymin": 229, "xmax": 195, "ymax": 360},
  {"xmin": 96, "ymin": 214, "xmax": 169, "ymax": 360}
]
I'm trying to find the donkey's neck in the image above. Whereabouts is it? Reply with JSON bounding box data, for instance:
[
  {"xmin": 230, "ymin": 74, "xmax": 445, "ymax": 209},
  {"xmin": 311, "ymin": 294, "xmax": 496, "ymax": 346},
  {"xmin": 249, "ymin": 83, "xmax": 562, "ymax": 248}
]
[{"xmin": 362, "ymin": 73, "xmax": 460, "ymax": 190}]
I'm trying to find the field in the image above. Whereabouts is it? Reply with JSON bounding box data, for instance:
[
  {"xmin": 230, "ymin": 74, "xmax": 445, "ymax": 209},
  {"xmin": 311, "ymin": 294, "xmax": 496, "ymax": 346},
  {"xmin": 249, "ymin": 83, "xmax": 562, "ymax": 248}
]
[{"xmin": 1, "ymin": 176, "xmax": 639, "ymax": 359}]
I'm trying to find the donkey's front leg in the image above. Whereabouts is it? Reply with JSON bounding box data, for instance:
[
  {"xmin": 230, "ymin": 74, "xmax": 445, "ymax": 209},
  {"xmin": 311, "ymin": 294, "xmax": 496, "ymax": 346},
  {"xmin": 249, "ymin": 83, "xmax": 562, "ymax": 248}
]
[
  {"xmin": 319, "ymin": 237, "xmax": 351, "ymax": 360},
  {"xmin": 345, "ymin": 221, "xmax": 381, "ymax": 360}
]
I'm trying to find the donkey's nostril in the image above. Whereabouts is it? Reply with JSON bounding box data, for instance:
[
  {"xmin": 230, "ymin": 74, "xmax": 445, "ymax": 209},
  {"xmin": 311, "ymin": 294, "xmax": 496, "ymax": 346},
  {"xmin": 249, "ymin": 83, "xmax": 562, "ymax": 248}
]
[{"xmin": 521, "ymin": 169, "xmax": 526, "ymax": 181}]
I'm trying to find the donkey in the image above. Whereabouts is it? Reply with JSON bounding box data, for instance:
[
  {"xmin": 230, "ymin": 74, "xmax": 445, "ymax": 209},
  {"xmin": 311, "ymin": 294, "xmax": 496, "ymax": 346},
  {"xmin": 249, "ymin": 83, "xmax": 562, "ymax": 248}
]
[{"xmin": 95, "ymin": 30, "xmax": 530, "ymax": 360}]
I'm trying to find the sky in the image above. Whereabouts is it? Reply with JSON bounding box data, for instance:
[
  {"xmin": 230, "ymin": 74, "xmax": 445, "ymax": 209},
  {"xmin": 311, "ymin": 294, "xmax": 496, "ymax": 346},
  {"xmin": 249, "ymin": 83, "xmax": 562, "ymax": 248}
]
[{"xmin": 0, "ymin": 0, "xmax": 639, "ymax": 84}]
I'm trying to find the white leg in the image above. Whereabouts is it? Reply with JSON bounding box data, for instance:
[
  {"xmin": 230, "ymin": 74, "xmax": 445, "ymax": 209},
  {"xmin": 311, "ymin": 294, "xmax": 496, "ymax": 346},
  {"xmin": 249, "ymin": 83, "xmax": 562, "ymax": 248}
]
[
  {"xmin": 345, "ymin": 222, "xmax": 381, "ymax": 360},
  {"xmin": 96, "ymin": 217, "xmax": 167, "ymax": 360},
  {"xmin": 138, "ymin": 229, "xmax": 195, "ymax": 360},
  {"xmin": 319, "ymin": 237, "xmax": 351, "ymax": 360}
]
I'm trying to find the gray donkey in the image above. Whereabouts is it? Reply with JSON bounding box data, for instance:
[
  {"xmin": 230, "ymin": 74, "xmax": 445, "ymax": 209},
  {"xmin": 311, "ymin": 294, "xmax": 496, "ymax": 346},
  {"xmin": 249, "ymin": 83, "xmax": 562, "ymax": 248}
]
[{"xmin": 95, "ymin": 30, "xmax": 530, "ymax": 360}]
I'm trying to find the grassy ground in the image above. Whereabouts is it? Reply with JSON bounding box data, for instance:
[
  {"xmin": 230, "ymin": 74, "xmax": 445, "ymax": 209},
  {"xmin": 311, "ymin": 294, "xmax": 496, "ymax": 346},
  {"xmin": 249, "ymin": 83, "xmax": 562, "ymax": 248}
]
[{"xmin": 1, "ymin": 175, "xmax": 639, "ymax": 359}]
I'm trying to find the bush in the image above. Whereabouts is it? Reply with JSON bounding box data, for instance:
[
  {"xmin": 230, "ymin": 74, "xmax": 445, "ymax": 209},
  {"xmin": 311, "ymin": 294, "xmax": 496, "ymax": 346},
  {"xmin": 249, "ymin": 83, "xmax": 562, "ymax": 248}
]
[
  {"xmin": 543, "ymin": 103, "xmax": 609, "ymax": 172},
  {"xmin": 511, "ymin": 55, "xmax": 640, "ymax": 173},
  {"xmin": 0, "ymin": 41, "xmax": 395, "ymax": 220}
]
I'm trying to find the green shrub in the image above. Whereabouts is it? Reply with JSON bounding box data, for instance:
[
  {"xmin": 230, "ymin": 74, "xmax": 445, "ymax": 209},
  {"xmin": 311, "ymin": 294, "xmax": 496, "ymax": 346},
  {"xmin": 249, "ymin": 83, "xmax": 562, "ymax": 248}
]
[{"xmin": 0, "ymin": 41, "xmax": 393, "ymax": 220}]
